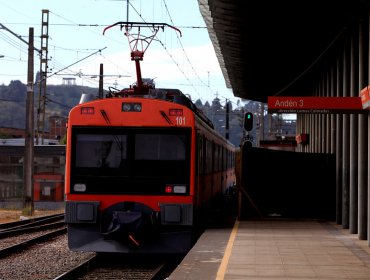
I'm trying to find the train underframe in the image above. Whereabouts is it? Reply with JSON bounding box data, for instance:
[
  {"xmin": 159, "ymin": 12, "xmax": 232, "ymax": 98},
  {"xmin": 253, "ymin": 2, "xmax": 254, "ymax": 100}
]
[{"xmin": 65, "ymin": 200, "xmax": 199, "ymax": 254}]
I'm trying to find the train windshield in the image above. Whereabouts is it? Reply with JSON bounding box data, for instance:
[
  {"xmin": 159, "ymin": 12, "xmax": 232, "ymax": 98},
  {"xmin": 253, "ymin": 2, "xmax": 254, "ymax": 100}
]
[
  {"xmin": 75, "ymin": 134, "xmax": 128, "ymax": 168},
  {"xmin": 71, "ymin": 127, "xmax": 191, "ymax": 195}
]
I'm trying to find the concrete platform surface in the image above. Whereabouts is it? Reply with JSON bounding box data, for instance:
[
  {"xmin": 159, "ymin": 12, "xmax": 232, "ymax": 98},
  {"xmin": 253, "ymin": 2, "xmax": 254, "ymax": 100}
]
[{"xmin": 169, "ymin": 220, "xmax": 370, "ymax": 279}]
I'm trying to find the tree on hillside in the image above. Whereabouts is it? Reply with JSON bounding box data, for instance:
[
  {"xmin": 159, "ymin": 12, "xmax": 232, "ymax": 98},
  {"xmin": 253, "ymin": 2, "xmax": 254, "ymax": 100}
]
[
  {"xmin": 0, "ymin": 81, "xmax": 296, "ymax": 146},
  {"xmin": 3, "ymin": 80, "xmax": 26, "ymax": 103},
  {"xmin": 194, "ymin": 99, "xmax": 203, "ymax": 107}
]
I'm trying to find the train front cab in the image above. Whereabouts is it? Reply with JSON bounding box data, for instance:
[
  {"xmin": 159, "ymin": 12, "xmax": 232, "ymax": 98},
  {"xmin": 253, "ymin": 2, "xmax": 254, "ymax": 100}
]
[
  {"xmin": 64, "ymin": 98, "xmax": 236, "ymax": 254},
  {"xmin": 64, "ymin": 99, "xmax": 203, "ymax": 253}
]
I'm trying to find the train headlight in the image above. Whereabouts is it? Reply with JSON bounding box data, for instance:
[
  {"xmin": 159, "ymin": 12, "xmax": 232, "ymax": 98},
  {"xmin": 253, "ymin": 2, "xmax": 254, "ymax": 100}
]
[
  {"xmin": 133, "ymin": 103, "xmax": 142, "ymax": 112},
  {"xmin": 122, "ymin": 103, "xmax": 131, "ymax": 112},
  {"xmin": 122, "ymin": 102, "xmax": 142, "ymax": 112},
  {"xmin": 173, "ymin": 185, "xmax": 186, "ymax": 193},
  {"xmin": 165, "ymin": 184, "xmax": 186, "ymax": 194},
  {"xmin": 73, "ymin": 183, "xmax": 86, "ymax": 192}
]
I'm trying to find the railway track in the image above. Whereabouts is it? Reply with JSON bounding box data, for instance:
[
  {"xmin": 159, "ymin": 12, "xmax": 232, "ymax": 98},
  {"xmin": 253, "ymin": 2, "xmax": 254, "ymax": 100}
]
[
  {"xmin": 0, "ymin": 213, "xmax": 66, "ymax": 258},
  {"xmin": 54, "ymin": 253, "xmax": 184, "ymax": 280},
  {"xmin": 0, "ymin": 213, "xmax": 65, "ymax": 231},
  {"xmin": 0, "ymin": 214, "xmax": 183, "ymax": 279},
  {"xmin": 0, "ymin": 215, "xmax": 65, "ymax": 238},
  {"xmin": 0, "ymin": 227, "xmax": 67, "ymax": 258}
]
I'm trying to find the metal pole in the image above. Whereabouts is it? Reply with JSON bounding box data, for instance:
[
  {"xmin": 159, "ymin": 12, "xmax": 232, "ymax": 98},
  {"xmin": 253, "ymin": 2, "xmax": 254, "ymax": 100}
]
[
  {"xmin": 342, "ymin": 42, "xmax": 350, "ymax": 229},
  {"xmin": 99, "ymin": 63, "xmax": 104, "ymax": 99},
  {"xmin": 336, "ymin": 57, "xmax": 343, "ymax": 225},
  {"xmin": 36, "ymin": 10, "xmax": 49, "ymax": 145},
  {"xmin": 367, "ymin": 7, "xmax": 370, "ymax": 245},
  {"xmin": 358, "ymin": 20, "xmax": 368, "ymax": 240},
  {"xmin": 349, "ymin": 34, "xmax": 358, "ymax": 234},
  {"xmin": 225, "ymin": 99, "xmax": 229, "ymax": 140},
  {"xmin": 24, "ymin": 27, "xmax": 34, "ymax": 215}
]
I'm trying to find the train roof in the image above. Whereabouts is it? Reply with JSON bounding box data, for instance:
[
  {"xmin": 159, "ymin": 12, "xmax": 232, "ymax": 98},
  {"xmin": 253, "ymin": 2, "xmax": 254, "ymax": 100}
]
[{"xmin": 103, "ymin": 86, "xmax": 215, "ymax": 130}]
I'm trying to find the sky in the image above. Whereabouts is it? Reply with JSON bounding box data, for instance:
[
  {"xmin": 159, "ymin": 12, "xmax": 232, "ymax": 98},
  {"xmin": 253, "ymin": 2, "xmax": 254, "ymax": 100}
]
[{"xmin": 0, "ymin": 0, "xmax": 244, "ymax": 107}]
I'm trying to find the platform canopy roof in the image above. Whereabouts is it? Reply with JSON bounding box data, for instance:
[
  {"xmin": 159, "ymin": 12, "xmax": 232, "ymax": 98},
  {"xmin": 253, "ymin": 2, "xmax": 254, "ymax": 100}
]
[{"xmin": 198, "ymin": 0, "xmax": 370, "ymax": 103}]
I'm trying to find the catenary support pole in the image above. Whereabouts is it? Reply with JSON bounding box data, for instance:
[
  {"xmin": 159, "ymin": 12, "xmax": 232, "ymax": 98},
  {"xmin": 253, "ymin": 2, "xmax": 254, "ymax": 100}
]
[{"xmin": 24, "ymin": 27, "xmax": 34, "ymax": 215}]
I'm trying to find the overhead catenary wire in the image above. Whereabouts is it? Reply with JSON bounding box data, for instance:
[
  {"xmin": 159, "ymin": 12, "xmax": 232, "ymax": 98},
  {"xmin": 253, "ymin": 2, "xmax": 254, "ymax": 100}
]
[
  {"xmin": 0, "ymin": 2, "xmax": 130, "ymax": 90},
  {"xmin": 0, "ymin": 23, "xmax": 41, "ymax": 53},
  {"xmin": 127, "ymin": 1, "xmax": 208, "ymax": 101},
  {"xmin": 42, "ymin": 11, "xmax": 133, "ymax": 84},
  {"xmin": 0, "ymin": 1, "xmax": 236, "ymax": 107},
  {"xmin": 46, "ymin": 47, "xmax": 107, "ymax": 79},
  {"xmin": 161, "ymin": 0, "xmax": 210, "ymax": 90},
  {"xmin": 0, "ymin": 4, "xmax": 209, "ymax": 96},
  {"xmin": 0, "ymin": 23, "xmax": 112, "ymax": 89}
]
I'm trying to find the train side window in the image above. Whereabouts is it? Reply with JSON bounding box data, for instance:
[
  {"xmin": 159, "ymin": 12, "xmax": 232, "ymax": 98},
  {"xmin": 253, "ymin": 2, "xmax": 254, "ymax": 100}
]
[
  {"xmin": 214, "ymin": 144, "xmax": 220, "ymax": 172},
  {"xmin": 213, "ymin": 143, "xmax": 216, "ymax": 172},
  {"xmin": 217, "ymin": 144, "xmax": 220, "ymax": 172},
  {"xmin": 226, "ymin": 148, "xmax": 228, "ymax": 170},
  {"xmin": 206, "ymin": 139, "xmax": 212, "ymax": 174},
  {"xmin": 197, "ymin": 134, "xmax": 204, "ymax": 175}
]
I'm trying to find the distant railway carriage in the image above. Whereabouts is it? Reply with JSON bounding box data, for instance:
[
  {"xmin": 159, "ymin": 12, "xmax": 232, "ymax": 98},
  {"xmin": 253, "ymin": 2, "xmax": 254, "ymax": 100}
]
[{"xmin": 64, "ymin": 20, "xmax": 236, "ymax": 254}]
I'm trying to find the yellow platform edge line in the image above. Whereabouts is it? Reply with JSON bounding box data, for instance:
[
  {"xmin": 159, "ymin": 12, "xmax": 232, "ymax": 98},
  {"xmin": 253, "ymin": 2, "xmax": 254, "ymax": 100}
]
[{"xmin": 215, "ymin": 219, "xmax": 240, "ymax": 280}]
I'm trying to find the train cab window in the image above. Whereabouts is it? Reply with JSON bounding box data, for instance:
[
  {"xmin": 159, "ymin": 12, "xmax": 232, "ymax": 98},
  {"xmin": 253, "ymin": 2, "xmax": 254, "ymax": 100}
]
[
  {"xmin": 133, "ymin": 130, "xmax": 190, "ymax": 178},
  {"xmin": 135, "ymin": 134, "xmax": 186, "ymax": 160},
  {"xmin": 71, "ymin": 127, "xmax": 191, "ymax": 195},
  {"xmin": 75, "ymin": 134, "xmax": 127, "ymax": 168}
]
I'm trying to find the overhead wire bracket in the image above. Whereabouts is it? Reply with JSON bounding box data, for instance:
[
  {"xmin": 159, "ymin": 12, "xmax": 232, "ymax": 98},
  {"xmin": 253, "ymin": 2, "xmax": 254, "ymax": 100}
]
[{"xmin": 103, "ymin": 21, "xmax": 182, "ymax": 94}]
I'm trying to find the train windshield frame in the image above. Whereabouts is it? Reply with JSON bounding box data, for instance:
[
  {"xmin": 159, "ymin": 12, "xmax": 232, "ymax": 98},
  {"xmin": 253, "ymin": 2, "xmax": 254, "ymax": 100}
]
[{"xmin": 70, "ymin": 126, "xmax": 191, "ymax": 195}]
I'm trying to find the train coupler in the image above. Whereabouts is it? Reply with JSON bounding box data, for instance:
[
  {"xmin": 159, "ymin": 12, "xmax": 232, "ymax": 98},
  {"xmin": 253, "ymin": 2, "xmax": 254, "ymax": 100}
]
[{"xmin": 102, "ymin": 210, "xmax": 156, "ymax": 247}]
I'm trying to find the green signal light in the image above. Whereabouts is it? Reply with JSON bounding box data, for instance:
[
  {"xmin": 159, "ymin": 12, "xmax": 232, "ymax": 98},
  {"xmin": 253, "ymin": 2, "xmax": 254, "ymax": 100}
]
[{"xmin": 244, "ymin": 112, "xmax": 253, "ymax": 131}]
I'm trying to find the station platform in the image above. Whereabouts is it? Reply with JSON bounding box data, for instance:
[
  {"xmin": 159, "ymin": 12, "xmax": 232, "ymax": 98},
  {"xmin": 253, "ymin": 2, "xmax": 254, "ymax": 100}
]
[{"xmin": 169, "ymin": 219, "xmax": 370, "ymax": 279}]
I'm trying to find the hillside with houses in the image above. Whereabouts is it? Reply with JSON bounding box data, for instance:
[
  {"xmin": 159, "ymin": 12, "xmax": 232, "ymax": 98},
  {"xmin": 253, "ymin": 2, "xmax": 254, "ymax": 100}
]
[{"xmin": 0, "ymin": 80, "xmax": 295, "ymax": 147}]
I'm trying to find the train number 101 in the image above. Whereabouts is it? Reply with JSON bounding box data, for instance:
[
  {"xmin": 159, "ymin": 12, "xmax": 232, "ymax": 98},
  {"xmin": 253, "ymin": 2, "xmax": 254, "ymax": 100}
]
[{"xmin": 175, "ymin": 116, "xmax": 186, "ymax": 126}]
